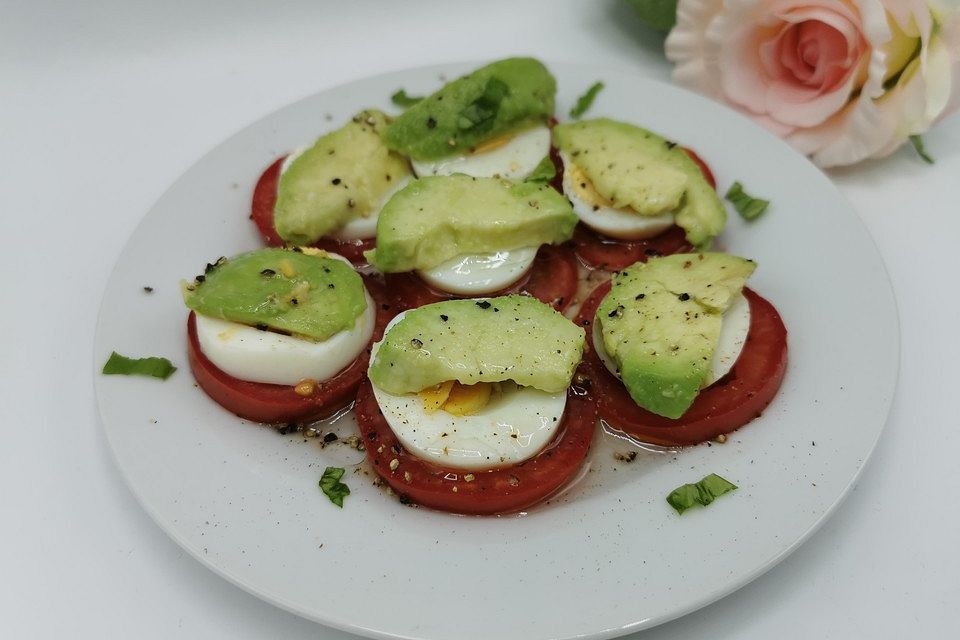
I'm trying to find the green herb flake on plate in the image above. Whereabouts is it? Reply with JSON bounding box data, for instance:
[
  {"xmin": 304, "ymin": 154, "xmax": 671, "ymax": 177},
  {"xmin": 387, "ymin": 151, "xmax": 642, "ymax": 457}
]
[
  {"xmin": 569, "ymin": 81, "xmax": 604, "ymax": 119},
  {"xmin": 725, "ymin": 181, "xmax": 770, "ymax": 221},
  {"xmin": 319, "ymin": 466, "xmax": 351, "ymax": 508},
  {"xmin": 390, "ymin": 89, "xmax": 423, "ymax": 108},
  {"xmin": 102, "ymin": 352, "xmax": 177, "ymax": 380},
  {"xmin": 667, "ymin": 473, "xmax": 738, "ymax": 514}
]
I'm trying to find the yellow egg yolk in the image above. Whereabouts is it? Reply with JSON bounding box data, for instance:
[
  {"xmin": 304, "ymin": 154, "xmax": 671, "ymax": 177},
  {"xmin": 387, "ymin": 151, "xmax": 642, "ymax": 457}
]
[
  {"xmin": 470, "ymin": 132, "xmax": 516, "ymax": 155},
  {"xmin": 419, "ymin": 381, "xmax": 496, "ymax": 416}
]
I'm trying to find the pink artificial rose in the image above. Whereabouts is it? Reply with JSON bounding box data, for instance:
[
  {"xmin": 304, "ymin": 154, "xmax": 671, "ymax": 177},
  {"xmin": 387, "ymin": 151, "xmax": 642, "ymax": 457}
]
[{"xmin": 665, "ymin": 0, "xmax": 960, "ymax": 167}]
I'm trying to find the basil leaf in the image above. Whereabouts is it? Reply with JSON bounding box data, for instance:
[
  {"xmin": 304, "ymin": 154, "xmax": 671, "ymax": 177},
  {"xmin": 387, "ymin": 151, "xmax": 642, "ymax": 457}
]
[
  {"xmin": 569, "ymin": 81, "xmax": 604, "ymax": 119},
  {"xmin": 457, "ymin": 78, "xmax": 509, "ymax": 132},
  {"xmin": 725, "ymin": 181, "xmax": 770, "ymax": 221},
  {"xmin": 101, "ymin": 352, "xmax": 177, "ymax": 380},
  {"xmin": 666, "ymin": 484, "xmax": 702, "ymax": 514},
  {"xmin": 625, "ymin": 0, "xmax": 679, "ymax": 32},
  {"xmin": 909, "ymin": 134, "xmax": 934, "ymax": 164},
  {"xmin": 525, "ymin": 155, "xmax": 556, "ymax": 183},
  {"xmin": 319, "ymin": 466, "xmax": 351, "ymax": 507},
  {"xmin": 699, "ymin": 473, "xmax": 737, "ymax": 498},
  {"xmin": 667, "ymin": 473, "xmax": 737, "ymax": 514},
  {"xmin": 391, "ymin": 89, "xmax": 423, "ymax": 108}
]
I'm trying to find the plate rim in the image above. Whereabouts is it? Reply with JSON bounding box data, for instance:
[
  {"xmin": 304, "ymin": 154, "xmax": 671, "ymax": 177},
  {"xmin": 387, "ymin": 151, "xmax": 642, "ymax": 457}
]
[{"xmin": 94, "ymin": 59, "xmax": 901, "ymax": 640}]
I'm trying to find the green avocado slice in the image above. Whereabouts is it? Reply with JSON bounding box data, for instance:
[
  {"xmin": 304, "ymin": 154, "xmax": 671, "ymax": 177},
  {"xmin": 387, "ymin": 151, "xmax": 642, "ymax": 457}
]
[
  {"xmin": 274, "ymin": 109, "xmax": 412, "ymax": 246},
  {"xmin": 364, "ymin": 175, "xmax": 577, "ymax": 273},
  {"xmin": 369, "ymin": 296, "xmax": 585, "ymax": 395},
  {"xmin": 182, "ymin": 248, "xmax": 367, "ymax": 342},
  {"xmin": 596, "ymin": 253, "xmax": 755, "ymax": 418},
  {"xmin": 383, "ymin": 57, "xmax": 556, "ymax": 161},
  {"xmin": 553, "ymin": 118, "xmax": 726, "ymax": 247}
]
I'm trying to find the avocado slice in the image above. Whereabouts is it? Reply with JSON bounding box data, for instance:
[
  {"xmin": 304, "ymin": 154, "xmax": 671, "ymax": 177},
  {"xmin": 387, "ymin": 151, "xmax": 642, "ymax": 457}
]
[
  {"xmin": 596, "ymin": 253, "xmax": 755, "ymax": 418},
  {"xmin": 274, "ymin": 109, "xmax": 413, "ymax": 245},
  {"xmin": 383, "ymin": 58, "xmax": 556, "ymax": 161},
  {"xmin": 553, "ymin": 119, "xmax": 726, "ymax": 247},
  {"xmin": 182, "ymin": 249, "xmax": 367, "ymax": 342},
  {"xmin": 364, "ymin": 175, "xmax": 577, "ymax": 273},
  {"xmin": 369, "ymin": 296, "xmax": 585, "ymax": 395}
]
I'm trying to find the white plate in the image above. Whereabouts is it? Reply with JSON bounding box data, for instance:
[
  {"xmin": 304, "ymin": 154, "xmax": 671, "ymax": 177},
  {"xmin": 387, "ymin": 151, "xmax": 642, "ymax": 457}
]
[{"xmin": 94, "ymin": 62, "xmax": 899, "ymax": 640}]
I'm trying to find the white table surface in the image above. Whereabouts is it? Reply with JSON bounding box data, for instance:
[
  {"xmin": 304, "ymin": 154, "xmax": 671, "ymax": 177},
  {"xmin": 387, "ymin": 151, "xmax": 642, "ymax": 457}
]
[{"xmin": 3, "ymin": 1, "xmax": 958, "ymax": 638}]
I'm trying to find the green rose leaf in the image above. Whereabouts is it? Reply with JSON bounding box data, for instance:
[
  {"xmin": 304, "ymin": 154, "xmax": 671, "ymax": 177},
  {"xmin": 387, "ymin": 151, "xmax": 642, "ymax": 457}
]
[
  {"xmin": 625, "ymin": 0, "xmax": 679, "ymax": 32},
  {"xmin": 909, "ymin": 135, "xmax": 935, "ymax": 164}
]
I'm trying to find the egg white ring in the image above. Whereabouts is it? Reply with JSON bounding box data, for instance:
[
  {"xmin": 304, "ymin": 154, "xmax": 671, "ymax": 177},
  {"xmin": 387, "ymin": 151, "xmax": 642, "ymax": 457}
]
[
  {"xmin": 369, "ymin": 312, "xmax": 567, "ymax": 471},
  {"xmin": 560, "ymin": 152, "xmax": 675, "ymax": 241},
  {"xmin": 593, "ymin": 292, "xmax": 752, "ymax": 390},
  {"xmin": 415, "ymin": 247, "xmax": 539, "ymax": 296},
  {"xmin": 196, "ymin": 277, "xmax": 376, "ymax": 387},
  {"xmin": 411, "ymin": 126, "xmax": 551, "ymax": 181},
  {"xmin": 279, "ymin": 147, "xmax": 411, "ymax": 241}
]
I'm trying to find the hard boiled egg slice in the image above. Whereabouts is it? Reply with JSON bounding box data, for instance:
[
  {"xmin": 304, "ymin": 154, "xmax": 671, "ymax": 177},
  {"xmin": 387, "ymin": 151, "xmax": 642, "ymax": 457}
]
[
  {"xmin": 560, "ymin": 151, "xmax": 674, "ymax": 240},
  {"xmin": 412, "ymin": 126, "xmax": 551, "ymax": 181},
  {"xmin": 195, "ymin": 289, "xmax": 374, "ymax": 386},
  {"xmin": 369, "ymin": 313, "xmax": 566, "ymax": 471},
  {"xmin": 593, "ymin": 291, "xmax": 752, "ymax": 389},
  {"xmin": 416, "ymin": 247, "xmax": 538, "ymax": 295},
  {"xmin": 279, "ymin": 147, "xmax": 410, "ymax": 241},
  {"xmin": 195, "ymin": 252, "xmax": 376, "ymax": 385}
]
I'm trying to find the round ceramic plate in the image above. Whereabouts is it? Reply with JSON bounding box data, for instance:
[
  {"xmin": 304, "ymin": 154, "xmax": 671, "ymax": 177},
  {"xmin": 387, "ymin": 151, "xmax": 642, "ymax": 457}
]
[{"xmin": 94, "ymin": 62, "xmax": 899, "ymax": 640}]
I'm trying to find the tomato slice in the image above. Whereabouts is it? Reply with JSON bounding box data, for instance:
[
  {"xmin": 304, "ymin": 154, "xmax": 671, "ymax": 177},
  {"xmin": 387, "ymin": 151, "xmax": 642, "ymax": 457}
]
[
  {"xmin": 383, "ymin": 244, "xmax": 579, "ymax": 313},
  {"xmin": 571, "ymin": 223, "xmax": 694, "ymax": 271},
  {"xmin": 355, "ymin": 367, "xmax": 597, "ymax": 515},
  {"xmin": 547, "ymin": 139, "xmax": 565, "ymax": 194},
  {"xmin": 186, "ymin": 276, "xmax": 392, "ymax": 425},
  {"xmin": 250, "ymin": 156, "xmax": 375, "ymax": 264},
  {"xmin": 682, "ymin": 147, "xmax": 717, "ymax": 190},
  {"xmin": 575, "ymin": 281, "xmax": 788, "ymax": 446}
]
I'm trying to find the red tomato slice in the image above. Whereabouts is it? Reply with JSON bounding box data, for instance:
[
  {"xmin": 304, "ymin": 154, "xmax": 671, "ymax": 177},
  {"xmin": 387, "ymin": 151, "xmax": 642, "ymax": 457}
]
[
  {"xmin": 186, "ymin": 276, "xmax": 391, "ymax": 426},
  {"xmin": 571, "ymin": 224, "xmax": 694, "ymax": 271},
  {"xmin": 355, "ymin": 367, "xmax": 597, "ymax": 515},
  {"xmin": 383, "ymin": 244, "xmax": 579, "ymax": 313},
  {"xmin": 575, "ymin": 281, "xmax": 787, "ymax": 446},
  {"xmin": 682, "ymin": 147, "xmax": 717, "ymax": 189},
  {"xmin": 250, "ymin": 156, "xmax": 375, "ymax": 264},
  {"xmin": 548, "ymin": 138, "xmax": 564, "ymax": 194}
]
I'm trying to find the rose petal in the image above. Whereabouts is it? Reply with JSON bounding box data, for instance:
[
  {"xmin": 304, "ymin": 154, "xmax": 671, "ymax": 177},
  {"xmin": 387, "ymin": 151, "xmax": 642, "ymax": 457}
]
[
  {"xmin": 713, "ymin": 2, "xmax": 790, "ymax": 115},
  {"xmin": 665, "ymin": 0, "xmax": 727, "ymax": 99},
  {"xmin": 937, "ymin": 12, "xmax": 960, "ymax": 120},
  {"xmin": 666, "ymin": 0, "xmax": 959, "ymax": 167},
  {"xmin": 786, "ymin": 0, "xmax": 896, "ymax": 165},
  {"xmin": 721, "ymin": 4, "xmax": 871, "ymax": 127}
]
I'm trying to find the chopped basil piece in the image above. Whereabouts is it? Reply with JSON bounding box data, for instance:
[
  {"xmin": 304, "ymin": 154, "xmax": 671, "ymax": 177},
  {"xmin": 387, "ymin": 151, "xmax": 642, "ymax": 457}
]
[
  {"xmin": 319, "ymin": 466, "xmax": 351, "ymax": 507},
  {"xmin": 101, "ymin": 352, "xmax": 177, "ymax": 380},
  {"xmin": 909, "ymin": 134, "xmax": 934, "ymax": 164},
  {"xmin": 666, "ymin": 473, "xmax": 737, "ymax": 514},
  {"xmin": 569, "ymin": 81, "xmax": 604, "ymax": 119},
  {"xmin": 725, "ymin": 181, "xmax": 770, "ymax": 221},
  {"xmin": 457, "ymin": 77, "xmax": 508, "ymax": 132},
  {"xmin": 525, "ymin": 155, "xmax": 556, "ymax": 183},
  {"xmin": 391, "ymin": 89, "xmax": 423, "ymax": 108}
]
